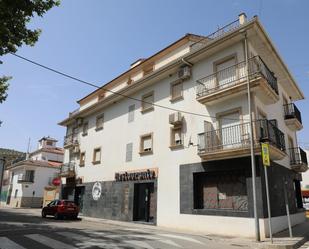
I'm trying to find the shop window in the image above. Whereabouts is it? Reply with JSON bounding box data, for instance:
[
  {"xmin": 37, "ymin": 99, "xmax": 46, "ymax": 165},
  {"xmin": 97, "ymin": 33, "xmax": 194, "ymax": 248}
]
[{"xmin": 193, "ymin": 171, "xmax": 248, "ymax": 211}]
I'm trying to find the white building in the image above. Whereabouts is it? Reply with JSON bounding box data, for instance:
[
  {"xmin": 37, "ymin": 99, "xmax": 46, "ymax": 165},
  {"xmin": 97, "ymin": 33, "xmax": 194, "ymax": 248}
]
[
  {"xmin": 59, "ymin": 14, "xmax": 307, "ymax": 238},
  {"xmin": 2, "ymin": 137, "xmax": 64, "ymax": 208}
]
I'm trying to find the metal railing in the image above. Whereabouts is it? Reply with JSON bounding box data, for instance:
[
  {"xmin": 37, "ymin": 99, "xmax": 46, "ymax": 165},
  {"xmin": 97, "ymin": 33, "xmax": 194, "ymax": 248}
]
[
  {"xmin": 60, "ymin": 162, "xmax": 76, "ymax": 176},
  {"xmin": 190, "ymin": 19, "xmax": 241, "ymax": 49},
  {"xmin": 283, "ymin": 103, "xmax": 302, "ymax": 124},
  {"xmin": 196, "ymin": 56, "xmax": 278, "ymax": 98},
  {"xmin": 63, "ymin": 133, "xmax": 79, "ymax": 147},
  {"xmin": 198, "ymin": 119, "xmax": 285, "ymax": 153},
  {"xmin": 17, "ymin": 176, "xmax": 34, "ymax": 183},
  {"xmin": 289, "ymin": 147, "xmax": 307, "ymax": 165}
]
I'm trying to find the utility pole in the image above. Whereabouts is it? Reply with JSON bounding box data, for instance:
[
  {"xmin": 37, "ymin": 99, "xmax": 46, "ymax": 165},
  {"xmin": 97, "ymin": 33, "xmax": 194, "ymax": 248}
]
[
  {"xmin": 243, "ymin": 31, "xmax": 260, "ymax": 241},
  {"xmin": 0, "ymin": 157, "xmax": 6, "ymax": 199}
]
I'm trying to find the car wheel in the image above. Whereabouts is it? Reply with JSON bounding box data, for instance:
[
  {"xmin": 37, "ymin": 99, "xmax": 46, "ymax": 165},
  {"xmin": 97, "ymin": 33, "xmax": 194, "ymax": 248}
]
[
  {"xmin": 41, "ymin": 210, "xmax": 46, "ymax": 218},
  {"xmin": 54, "ymin": 213, "xmax": 62, "ymax": 220},
  {"xmin": 73, "ymin": 214, "xmax": 78, "ymax": 220}
]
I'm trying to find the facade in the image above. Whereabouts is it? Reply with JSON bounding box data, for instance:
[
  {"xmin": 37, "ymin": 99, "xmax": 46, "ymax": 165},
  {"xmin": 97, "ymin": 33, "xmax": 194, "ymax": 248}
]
[
  {"xmin": 0, "ymin": 148, "xmax": 25, "ymax": 204},
  {"xmin": 59, "ymin": 14, "xmax": 307, "ymax": 238},
  {"xmin": 1, "ymin": 137, "xmax": 64, "ymax": 208}
]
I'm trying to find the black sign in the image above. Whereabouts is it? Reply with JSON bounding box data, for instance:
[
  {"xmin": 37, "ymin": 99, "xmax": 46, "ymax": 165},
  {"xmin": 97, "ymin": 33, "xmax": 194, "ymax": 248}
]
[{"xmin": 115, "ymin": 169, "xmax": 156, "ymax": 182}]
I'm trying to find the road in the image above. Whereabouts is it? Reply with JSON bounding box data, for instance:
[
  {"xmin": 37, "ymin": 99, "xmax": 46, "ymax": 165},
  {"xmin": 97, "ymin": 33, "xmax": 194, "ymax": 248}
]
[{"xmin": 0, "ymin": 207, "xmax": 252, "ymax": 249}]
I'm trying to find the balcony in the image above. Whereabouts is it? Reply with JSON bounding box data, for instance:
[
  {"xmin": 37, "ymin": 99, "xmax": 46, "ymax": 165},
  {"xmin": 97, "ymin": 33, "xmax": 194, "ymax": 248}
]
[
  {"xmin": 196, "ymin": 56, "xmax": 279, "ymax": 105},
  {"xmin": 197, "ymin": 119, "xmax": 286, "ymax": 161},
  {"xmin": 59, "ymin": 162, "xmax": 76, "ymax": 178},
  {"xmin": 289, "ymin": 147, "xmax": 308, "ymax": 173},
  {"xmin": 63, "ymin": 133, "xmax": 79, "ymax": 149},
  {"xmin": 283, "ymin": 103, "xmax": 303, "ymax": 131}
]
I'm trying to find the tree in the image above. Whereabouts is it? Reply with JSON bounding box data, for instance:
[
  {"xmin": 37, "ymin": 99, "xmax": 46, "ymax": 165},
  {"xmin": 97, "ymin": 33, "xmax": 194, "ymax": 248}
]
[{"xmin": 0, "ymin": 0, "xmax": 60, "ymax": 103}]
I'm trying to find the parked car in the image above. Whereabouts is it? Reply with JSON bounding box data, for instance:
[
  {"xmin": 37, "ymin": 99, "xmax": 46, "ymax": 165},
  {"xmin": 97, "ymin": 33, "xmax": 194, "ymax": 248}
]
[{"xmin": 42, "ymin": 200, "xmax": 79, "ymax": 219}]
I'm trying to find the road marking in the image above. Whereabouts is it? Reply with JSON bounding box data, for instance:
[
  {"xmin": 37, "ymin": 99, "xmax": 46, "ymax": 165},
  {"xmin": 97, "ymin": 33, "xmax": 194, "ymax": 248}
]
[
  {"xmin": 25, "ymin": 234, "xmax": 76, "ymax": 249},
  {"xmin": 0, "ymin": 237, "xmax": 25, "ymax": 249},
  {"xmin": 157, "ymin": 233, "xmax": 204, "ymax": 245},
  {"xmin": 127, "ymin": 240, "xmax": 154, "ymax": 249},
  {"xmin": 58, "ymin": 232, "xmax": 120, "ymax": 249}
]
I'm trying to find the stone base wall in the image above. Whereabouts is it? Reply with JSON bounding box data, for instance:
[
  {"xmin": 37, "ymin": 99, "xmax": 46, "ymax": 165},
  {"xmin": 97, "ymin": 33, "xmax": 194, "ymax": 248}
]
[{"xmin": 6, "ymin": 197, "xmax": 43, "ymax": 208}]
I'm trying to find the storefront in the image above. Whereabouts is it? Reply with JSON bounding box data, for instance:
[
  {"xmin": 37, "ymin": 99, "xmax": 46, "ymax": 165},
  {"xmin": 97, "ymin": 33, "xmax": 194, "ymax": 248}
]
[{"xmin": 62, "ymin": 168, "xmax": 158, "ymax": 223}]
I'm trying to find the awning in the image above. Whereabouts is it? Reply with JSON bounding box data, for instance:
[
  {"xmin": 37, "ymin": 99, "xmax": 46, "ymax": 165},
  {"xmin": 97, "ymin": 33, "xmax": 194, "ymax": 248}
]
[{"xmin": 302, "ymin": 190, "xmax": 309, "ymax": 198}]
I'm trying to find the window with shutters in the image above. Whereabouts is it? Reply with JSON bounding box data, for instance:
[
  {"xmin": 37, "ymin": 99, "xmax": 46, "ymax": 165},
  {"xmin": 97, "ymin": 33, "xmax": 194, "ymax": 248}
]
[
  {"xmin": 170, "ymin": 127, "xmax": 183, "ymax": 149},
  {"xmin": 92, "ymin": 148, "xmax": 101, "ymax": 164},
  {"xmin": 80, "ymin": 152, "xmax": 85, "ymax": 167},
  {"xmin": 141, "ymin": 91, "xmax": 154, "ymax": 113},
  {"xmin": 125, "ymin": 143, "xmax": 133, "ymax": 162},
  {"xmin": 95, "ymin": 114, "xmax": 104, "ymax": 131},
  {"xmin": 139, "ymin": 133, "xmax": 153, "ymax": 155},
  {"xmin": 170, "ymin": 80, "xmax": 183, "ymax": 102},
  {"xmin": 214, "ymin": 55, "xmax": 237, "ymax": 89},
  {"xmin": 25, "ymin": 170, "xmax": 35, "ymax": 182},
  {"xmin": 128, "ymin": 104, "xmax": 135, "ymax": 123},
  {"xmin": 82, "ymin": 122, "xmax": 88, "ymax": 136}
]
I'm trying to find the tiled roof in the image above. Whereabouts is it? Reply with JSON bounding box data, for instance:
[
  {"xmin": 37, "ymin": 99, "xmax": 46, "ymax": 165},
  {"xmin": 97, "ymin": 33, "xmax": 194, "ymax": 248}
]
[{"xmin": 7, "ymin": 159, "xmax": 62, "ymax": 169}]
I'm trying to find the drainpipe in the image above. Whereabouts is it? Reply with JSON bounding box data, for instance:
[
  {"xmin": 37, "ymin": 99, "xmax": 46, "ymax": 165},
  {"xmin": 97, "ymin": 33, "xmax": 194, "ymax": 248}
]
[
  {"xmin": 0, "ymin": 157, "xmax": 6, "ymax": 200},
  {"xmin": 243, "ymin": 31, "xmax": 261, "ymax": 241},
  {"xmin": 181, "ymin": 58, "xmax": 193, "ymax": 67}
]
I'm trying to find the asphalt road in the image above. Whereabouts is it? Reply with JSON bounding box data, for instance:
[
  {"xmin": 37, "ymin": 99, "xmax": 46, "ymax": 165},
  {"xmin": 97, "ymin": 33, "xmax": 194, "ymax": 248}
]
[{"xmin": 0, "ymin": 207, "xmax": 252, "ymax": 249}]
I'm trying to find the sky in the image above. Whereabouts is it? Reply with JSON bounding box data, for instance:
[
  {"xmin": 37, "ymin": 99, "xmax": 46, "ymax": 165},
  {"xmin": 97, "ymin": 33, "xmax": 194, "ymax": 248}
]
[{"xmin": 0, "ymin": 0, "xmax": 309, "ymax": 152}]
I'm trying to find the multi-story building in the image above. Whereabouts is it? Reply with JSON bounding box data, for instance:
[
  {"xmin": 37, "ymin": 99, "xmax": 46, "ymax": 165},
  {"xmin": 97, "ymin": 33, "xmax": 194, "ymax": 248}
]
[
  {"xmin": 58, "ymin": 14, "xmax": 307, "ymax": 238},
  {"xmin": 2, "ymin": 137, "xmax": 64, "ymax": 208}
]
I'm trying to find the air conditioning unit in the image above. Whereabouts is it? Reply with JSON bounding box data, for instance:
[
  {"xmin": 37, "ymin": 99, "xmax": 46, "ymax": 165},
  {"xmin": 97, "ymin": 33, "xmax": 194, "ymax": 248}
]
[
  {"xmin": 76, "ymin": 118, "xmax": 83, "ymax": 126},
  {"xmin": 169, "ymin": 112, "xmax": 182, "ymax": 125},
  {"xmin": 178, "ymin": 66, "xmax": 191, "ymax": 80}
]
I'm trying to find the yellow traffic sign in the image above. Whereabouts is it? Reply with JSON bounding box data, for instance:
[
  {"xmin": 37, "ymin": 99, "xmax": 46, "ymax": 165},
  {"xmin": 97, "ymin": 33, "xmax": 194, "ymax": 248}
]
[{"xmin": 261, "ymin": 143, "xmax": 270, "ymax": 166}]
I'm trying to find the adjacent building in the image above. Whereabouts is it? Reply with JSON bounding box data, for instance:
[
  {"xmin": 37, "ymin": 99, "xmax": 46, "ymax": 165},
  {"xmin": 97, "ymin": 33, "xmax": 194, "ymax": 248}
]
[
  {"xmin": 2, "ymin": 137, "xmax": 64, "ymax": 208},
  {"xmin": 58, "ymin": 14, "xmax": 307, "ymax": 238}
]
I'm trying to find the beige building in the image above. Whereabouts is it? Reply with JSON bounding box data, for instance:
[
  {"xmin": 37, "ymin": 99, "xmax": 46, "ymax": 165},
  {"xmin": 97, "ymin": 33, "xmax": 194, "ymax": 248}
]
[{"xmin": 59, "ymin": 14, "xmax": 307, "ymax": 238}]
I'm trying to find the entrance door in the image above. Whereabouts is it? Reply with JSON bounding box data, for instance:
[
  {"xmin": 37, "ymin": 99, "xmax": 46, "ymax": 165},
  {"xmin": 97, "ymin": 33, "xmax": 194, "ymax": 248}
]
[
  {"xmin": 219, "ymin": 112, "xmax": 241, "ymax": 149},
  {"xmin": 74, "ymin": 186, "xmax": 85, "ymax": 214},
  {"xmin": 133, "ymin": 183, "xmax": 154, "ymax": 222}
]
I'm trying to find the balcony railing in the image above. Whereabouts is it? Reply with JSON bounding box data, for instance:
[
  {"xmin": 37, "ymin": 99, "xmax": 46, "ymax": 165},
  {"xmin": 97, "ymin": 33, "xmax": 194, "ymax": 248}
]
[
  {"xmin": 196, "ymin": 56, "xmax": 278, "ymax": 98},
  {"xmin": 283, "ymin": 103, "xmax": 302, "ymax": 124},
  {"xmin": 289, "ymin": 147, "xmax": 307, "ymax": 166},
  {"xmin": 63, "ymin": 133, "xmax": 79, "ymax": 148},
  {"xmin": 60, "ymin": 162, "xmax": 76, "ymax": 177},
  {"xmin": 17, "ymin": 176, "xmax": 34, "ymax": 184},
  {"xmin": 198, "ymin": 119, "xmax": 285, "ymax": 154}
]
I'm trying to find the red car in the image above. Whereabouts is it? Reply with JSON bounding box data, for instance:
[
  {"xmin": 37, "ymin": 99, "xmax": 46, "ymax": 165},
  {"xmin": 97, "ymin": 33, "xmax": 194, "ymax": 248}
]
[{"xmin": 42, "ymin": 200, "xmax": 79, "ymax": 219}]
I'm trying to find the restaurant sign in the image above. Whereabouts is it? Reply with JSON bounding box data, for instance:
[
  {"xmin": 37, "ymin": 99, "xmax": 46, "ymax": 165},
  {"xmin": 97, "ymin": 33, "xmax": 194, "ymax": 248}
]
[{"xmin": 115, "ymin": 168, "xmax": 157, "ymax": 182}]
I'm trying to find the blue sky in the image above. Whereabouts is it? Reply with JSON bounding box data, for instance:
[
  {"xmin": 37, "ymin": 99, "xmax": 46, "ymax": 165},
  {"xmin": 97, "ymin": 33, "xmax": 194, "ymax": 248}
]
[{"xmin": 0, "ymin": 0, "xmax": 309, "ymax": 152}]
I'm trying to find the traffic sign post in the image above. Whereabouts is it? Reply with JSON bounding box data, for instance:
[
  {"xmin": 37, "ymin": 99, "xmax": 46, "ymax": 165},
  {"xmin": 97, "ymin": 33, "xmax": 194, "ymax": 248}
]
[{"xmin": 261, "ymin": 143, "xmax": 273, "ymax": 243}]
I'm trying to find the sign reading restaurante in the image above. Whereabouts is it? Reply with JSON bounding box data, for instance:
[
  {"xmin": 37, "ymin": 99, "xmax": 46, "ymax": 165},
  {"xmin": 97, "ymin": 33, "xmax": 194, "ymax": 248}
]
[{"xmin": 115, "ymin": 168, "xmax": 157, "ymax": 182}]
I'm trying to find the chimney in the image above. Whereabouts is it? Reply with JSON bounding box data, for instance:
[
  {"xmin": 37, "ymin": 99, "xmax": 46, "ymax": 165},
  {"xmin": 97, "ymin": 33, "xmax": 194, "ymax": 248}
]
[{"xmin": 239, "ymin": 13, "xmax": 247, "ymax": 25}]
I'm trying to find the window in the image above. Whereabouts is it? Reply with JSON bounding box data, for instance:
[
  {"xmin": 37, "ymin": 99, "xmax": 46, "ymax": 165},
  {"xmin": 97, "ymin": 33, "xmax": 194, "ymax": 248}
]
[
  {"xmin": 80, "ymin": 152, "xmax": 85, "ymax": 167},
  {"xmin": 25, "ymin": 170, "xmax": 35, "ymax": 182},
  {"xmin": 96, "ymin": 114, "xmax": 104, "ymax": 131},
  {"xmin": 170, "ymin": 80, "xmax": 183, "ymax": 102},
  {"xmin": 215, "ymin": 56, "xmax": 237, "ymax": 88},
  {"xmin": 93, "ymin": 148, "xmax": 101, "ymax": 164},
  {"xmin": 141, "ymin": 92, "xmax": 154, "ymax": 113},
  {"xmin": 170, "ymin": 127, "xmax": 183, "ymax": 148},
  {"xmin": 128, "ymin": 104, "xmax": 135, "ymax": 123},
  {"xmin": 194, "ymin": 171, "xmax": 248, "ymax": 211},
  {"xmin": 82, "ymin": 122, "xmax": 89, "ymax": 136},
  {"xmin": 125, "ymin": 143, "xmax": 133, "ymax": 162},
  {"xmin": 139, "ymin": 133, "xmax": 153, "ymax": 155},
  {"xmin": 46, "ymin": 141, "xmax": 53, "ymax": 146}
]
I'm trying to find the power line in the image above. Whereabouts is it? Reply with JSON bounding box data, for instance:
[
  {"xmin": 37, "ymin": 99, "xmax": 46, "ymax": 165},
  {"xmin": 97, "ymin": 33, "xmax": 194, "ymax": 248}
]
[{"xmin": 10, "ymin": 52, "xmax": 251, "ymax": 122}]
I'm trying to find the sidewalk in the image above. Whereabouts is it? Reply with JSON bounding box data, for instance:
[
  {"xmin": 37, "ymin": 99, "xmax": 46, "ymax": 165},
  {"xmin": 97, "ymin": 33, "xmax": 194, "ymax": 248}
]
[{"xmin": 258, "ymin": 219, "xmax": 309, "ymax": 249}]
